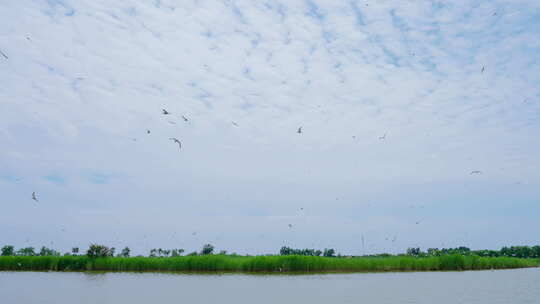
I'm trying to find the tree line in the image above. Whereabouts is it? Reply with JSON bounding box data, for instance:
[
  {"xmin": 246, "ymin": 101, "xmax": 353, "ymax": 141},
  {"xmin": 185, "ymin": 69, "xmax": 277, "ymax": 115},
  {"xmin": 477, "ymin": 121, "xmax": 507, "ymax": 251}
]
[
  {"xmin": 2, "ymin": 244, "xmax": 540, "ymax": 259},
  {"xmin": 0, "ymin": 244, "xmax": 219, "ymax": 258},
  {"xmin": 404, "ymin": 246, "xmax": 540, "ymax": 258}
]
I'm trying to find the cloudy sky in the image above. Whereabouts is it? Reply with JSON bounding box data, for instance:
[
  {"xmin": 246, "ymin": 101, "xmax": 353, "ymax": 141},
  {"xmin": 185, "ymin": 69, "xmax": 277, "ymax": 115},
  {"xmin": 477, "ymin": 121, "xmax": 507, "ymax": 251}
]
[{"xmin": 1, "ymin": 0, "xmax": 539, "ymax": 255}]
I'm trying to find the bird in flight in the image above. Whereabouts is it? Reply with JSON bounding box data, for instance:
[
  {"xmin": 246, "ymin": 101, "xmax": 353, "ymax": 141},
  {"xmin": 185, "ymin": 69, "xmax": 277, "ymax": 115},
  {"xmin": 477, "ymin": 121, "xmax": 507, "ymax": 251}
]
[
  {"xmin": 297, "ymin": 127, "xmax": 303, "ymax": 134},
  {"xmin": 288, "ymin": 224, "xmax": 293, "ymax": 228},
  {"xmin": 481, "ymin": 66, "xmax": 485, "ymax": 73},
  {"xmin": 470, "ymin": 170, "xmax": 482, "ymax": 175},
  {"xmin": 169, "ymin": 138, "xmax": 182, "ymax": 150},
  {"xmin": 0, "ymin": 50, "xmax": 8, "ymax": 59},
  {"xmin": 162, "ymin": 109, "xmax": 170, "ymax": 115},
  {"xmin": 379, "ymin": 133, "xmax": 387, "ymax": 140},
  {"xmin": 232, "ymin": 121, "xmax": 239, "ymax": 127},
  {"xmin": 182, "ymin": 115, "xmax": 189, "ymax": 122},
  {"xmin": 32, "ymin": 192, "xmax": 38, "ymax": 202},
  {"xmin": 147, "ymin": 130, "xmax": 151, "ymax": 134}
]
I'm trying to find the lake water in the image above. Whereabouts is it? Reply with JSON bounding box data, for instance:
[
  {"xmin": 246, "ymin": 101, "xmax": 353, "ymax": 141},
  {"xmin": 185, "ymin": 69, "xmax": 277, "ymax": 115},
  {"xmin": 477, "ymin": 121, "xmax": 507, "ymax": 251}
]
[{"xmin": 1, "ymin": 268, "xmax": 539, "ymax": 303}]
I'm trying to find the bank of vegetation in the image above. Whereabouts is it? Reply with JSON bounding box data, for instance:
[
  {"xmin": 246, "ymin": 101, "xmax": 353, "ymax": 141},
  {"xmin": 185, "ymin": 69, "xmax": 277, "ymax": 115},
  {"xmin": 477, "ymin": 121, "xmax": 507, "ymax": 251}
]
[{"xmin": 1, "ymin": 244, "xmax": 538, "ymax": 273}]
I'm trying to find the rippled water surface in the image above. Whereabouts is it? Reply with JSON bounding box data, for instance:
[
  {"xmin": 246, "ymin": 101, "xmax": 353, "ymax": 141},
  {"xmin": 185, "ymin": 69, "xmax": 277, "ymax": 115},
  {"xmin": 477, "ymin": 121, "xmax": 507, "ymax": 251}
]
[{"xmin": 1, "ymin": 268, "xmax": 539, "ymax": 303}]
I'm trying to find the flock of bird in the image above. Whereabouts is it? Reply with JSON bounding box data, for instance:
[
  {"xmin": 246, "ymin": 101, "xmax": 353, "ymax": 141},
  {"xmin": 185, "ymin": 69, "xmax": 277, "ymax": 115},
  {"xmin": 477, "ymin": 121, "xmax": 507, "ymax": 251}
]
[
  {"xmin": 3, "ymin": 33, "xmax": 492, "ymax": 239},
  {"xmin": 27, "ymin": 103, "xmax": 487, "ymax": 207}
]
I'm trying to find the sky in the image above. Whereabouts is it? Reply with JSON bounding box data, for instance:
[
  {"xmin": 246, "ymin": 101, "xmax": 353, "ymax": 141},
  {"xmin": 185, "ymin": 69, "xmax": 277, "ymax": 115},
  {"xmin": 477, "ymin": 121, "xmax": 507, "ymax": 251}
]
[{"xmin": 1, "ymin": 0, "xmax": 539, "ymax": 256}]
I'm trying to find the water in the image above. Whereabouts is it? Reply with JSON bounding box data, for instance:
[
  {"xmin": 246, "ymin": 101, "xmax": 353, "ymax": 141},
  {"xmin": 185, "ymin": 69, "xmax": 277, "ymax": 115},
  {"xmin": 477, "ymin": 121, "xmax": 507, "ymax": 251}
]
[{"xmin": 1, "ymin": 268, "xmax": 539, "ymax": 303}]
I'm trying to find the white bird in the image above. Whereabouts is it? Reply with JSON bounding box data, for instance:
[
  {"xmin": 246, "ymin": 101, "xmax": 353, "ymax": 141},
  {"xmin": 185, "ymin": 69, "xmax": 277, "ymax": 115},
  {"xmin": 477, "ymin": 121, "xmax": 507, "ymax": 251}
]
[
  {"xmin": 169, "ymin": 138, "xmax": 182, "ymax": 150},
  {"xmin": 32, "ymin": 192, "xmax": 38, "ymax": 202}
]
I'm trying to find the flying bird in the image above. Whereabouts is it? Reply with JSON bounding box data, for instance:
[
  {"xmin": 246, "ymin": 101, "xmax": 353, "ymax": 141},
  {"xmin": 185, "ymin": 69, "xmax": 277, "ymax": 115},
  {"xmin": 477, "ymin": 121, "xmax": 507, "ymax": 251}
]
[
  {"xmin": 162, "ymin": 109, "xmax": 170, "ymax": 115},
  {"xmin": 181, "ymin": 115, "xmax": 188, "ymax": 122},
  {"xmin": 470, "ymin": 170, "xmax": 483, "ymax": 175},
  {"xmin": 297, "ymin": 127, "xmax": 302, "ymax": 134},
  {"xmin": 147, "ymin": 130, "xmax": 151, "ymax": 134},
  {"xmin": 231, "ymin": 121, "xmax": 239, "ymax": 127},
  {"xmin": 481, "ymin": 66, "xmax": 485, "ymax": 73},
  {"xmin": 379, "ymin": 133, "xmax": 387, "ymax": 140},
  {"xmin": 32, "ymin": 192, "xmax": 38, "ymax": 202},
  {"xmin": 288, "ymin": 224, "xmax": 293, "ymax": 228},
  {"xmin": 169, "ymin": 137, "xmax": 182, "ymax": 150},
  {"xmin": 0, "ymin": 50, "xmax": 8, "ymax": 59}
]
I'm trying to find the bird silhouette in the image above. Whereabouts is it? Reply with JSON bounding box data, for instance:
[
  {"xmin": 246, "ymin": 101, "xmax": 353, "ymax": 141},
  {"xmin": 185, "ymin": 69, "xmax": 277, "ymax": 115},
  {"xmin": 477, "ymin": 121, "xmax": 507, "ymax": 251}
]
[
  {"xmin": 470, "ymin": 170, "xmax": 482, "ymax": 175},
  {"xmin": 481, "ymin": 66, "xmax": 485, "ymax": 73},
  {"xmin": 297, "ymin": 127, "xmax": 303, "ymax": 134},
  {"xmin": 182, "ymin": 115, "xmax": 189, "ymax": 122},
  {"xmin": 162, "ymin": 109, "xmax": 170, "ymax": 115},
  {"xmin": 147, "ymin": 130, "xmax": 151, "ymax": 134},
  {"xmin": 379, "ymin": 133, "xmax": 387, "ymax": 140},
  {"xmin": 232, "ymin": 121, "xmax": 239, "ymax": 127},
  {"xmin": 169, "ymin": 138, "xmax": 182, "ymax": 150},
  {"xmin": 32, "ymin": 192, "xmax": 38, "ymax": 202},
  {"xmin": 0, "ymin": 50, "xmax": 8, "ymax": 59}
]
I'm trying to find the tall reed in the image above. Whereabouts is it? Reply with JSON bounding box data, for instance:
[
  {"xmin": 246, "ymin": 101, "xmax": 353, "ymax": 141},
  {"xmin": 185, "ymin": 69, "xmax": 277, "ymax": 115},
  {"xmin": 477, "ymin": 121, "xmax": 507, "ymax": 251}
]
[{"xmin": 1, "ymin": 255, "xmax": 538, "ymax": 273}]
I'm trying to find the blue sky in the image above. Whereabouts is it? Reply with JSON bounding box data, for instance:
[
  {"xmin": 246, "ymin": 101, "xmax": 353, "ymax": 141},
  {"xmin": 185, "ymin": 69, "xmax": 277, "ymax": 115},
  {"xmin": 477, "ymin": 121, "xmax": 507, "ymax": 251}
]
[{"xmin": 1, "ymin": 0, "xmax": 539, "ymax": 255}]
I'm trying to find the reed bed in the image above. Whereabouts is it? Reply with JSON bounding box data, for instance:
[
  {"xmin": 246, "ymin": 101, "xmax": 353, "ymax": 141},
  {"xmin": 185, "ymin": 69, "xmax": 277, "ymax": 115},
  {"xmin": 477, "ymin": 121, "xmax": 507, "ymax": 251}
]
[{"xmin": 0, "ymin": 255, "xmax": 538, "ymax": 273}]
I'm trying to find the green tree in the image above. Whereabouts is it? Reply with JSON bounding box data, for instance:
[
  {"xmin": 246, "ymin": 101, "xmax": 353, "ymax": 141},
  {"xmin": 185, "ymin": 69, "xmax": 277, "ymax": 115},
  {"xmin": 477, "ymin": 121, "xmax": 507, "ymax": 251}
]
[
  {"xmin": 201, "ymin": 244, "xmax": 214, "ymax": 255},
  {"xmin": 323, "ymin": 248, "xmax": 336, "ymax": 257},
  {"xmin": 86, "ymin": 244, "xmax": 113, "ymax": 258},
  {"xmin": 16, "ymin": 247, "xmax": 36, "ymax": 256},
  {"xmin": 1, "ymin": 245, "xmax": 15, "ymax": 256},
  {"xmin": 406, "ymin": 247, "xmax": 421, "ymax": 257},
  {"xmin": 171, "ymin": 249, "xmax": 185, "ymax": 257},
  {"xmin": 119, "ymin": 247, "xmax": 130, "ymax": 257},
  {"xmin": 39, "ymin": 246, "xmax": 60, "ymax": 256}
]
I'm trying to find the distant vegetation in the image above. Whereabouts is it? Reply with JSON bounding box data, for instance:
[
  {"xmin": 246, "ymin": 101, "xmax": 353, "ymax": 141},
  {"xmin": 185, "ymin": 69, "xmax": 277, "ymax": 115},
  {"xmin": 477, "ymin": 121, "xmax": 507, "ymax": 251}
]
[{"xmin": 1, "ymin": 243, "xmax": 539, "ymax": 273}]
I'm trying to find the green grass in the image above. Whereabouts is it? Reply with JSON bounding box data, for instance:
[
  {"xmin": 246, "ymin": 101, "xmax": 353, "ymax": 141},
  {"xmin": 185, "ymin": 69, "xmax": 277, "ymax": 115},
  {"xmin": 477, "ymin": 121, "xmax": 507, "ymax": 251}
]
[{"xmin": 1, "ymin": 255, "xmax": 538, "ymax": 273}]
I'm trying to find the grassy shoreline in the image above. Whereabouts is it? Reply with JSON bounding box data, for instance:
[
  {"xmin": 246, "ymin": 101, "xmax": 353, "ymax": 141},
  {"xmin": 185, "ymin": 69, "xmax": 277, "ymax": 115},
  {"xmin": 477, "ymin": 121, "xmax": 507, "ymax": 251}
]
[{"xmin": 1, "ymin": 255, "xmax": 538, "ymax": 274}]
